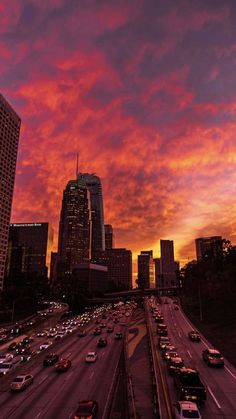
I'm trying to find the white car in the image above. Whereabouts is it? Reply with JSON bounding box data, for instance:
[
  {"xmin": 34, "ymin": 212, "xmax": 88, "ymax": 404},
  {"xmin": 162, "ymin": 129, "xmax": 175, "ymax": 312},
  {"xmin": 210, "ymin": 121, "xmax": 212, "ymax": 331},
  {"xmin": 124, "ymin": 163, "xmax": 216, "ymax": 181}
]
[
  {"xmin": 0, "ymin": 353, "xmax": 13, "ymax": 363},
  {"xmin": 39, "ymin": 341, "xmax": 53, "ymax": 351},
  {"xmin": 10, "ymin": 374, "xmax": 34, "ymax": 391},
  {"xmin": 174, "ymin": 401, "xmax": 202, "ymax": 419},
  {"xmin": 85, "ymin": 352, "xmax": 98, "ymax": 363},
  {"xmin": 0, "ymin": 361, "xmax": 13, "ymax": 375}
]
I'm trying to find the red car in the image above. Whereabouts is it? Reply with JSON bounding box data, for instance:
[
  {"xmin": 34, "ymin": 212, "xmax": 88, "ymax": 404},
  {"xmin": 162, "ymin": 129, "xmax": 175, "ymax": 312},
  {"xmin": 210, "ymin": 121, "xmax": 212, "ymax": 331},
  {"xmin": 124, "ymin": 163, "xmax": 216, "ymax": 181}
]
[
  {"xmin": 55, "ymin": 359, "xmax": 71, "ymax": 372},
  {"xmin": 74, "ymin": 400, "xmax": 98, "ymax": 418}
]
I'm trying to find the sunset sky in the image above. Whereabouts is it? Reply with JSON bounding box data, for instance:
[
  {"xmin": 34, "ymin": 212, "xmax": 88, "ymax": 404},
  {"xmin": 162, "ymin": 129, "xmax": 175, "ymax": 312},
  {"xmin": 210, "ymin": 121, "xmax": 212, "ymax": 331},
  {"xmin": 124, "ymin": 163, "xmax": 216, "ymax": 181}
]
[{"xmin": 1, "ymin": 0, "xmax": 236, "ymax": 268}]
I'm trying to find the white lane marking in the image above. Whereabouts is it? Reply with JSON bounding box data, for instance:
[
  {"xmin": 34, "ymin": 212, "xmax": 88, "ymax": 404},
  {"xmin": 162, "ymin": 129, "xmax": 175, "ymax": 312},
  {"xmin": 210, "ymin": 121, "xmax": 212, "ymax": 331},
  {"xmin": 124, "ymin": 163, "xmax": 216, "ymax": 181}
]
[
  {"xmin": 89, "ymin": 371, "xmax": 94, "ymax": 380},
  {"xmin": 65, "ymin": 352, "xmax": 71, "ymax": 357},
  {"xmin": 178, "ymin": 332, "xmax": 182, "ymax": 338},
  {"xmin": 187, "ymin": 350, "xmax": 192, "ymax": 359},
  {"xmin": 207, "ymin": 385, "xmax": 221, "ymax": 409},
  {"xmin": 225, "ymin": 366, "xmax": 236, "ymax": 381},
  {"xmin": 34, "ymin": 412, "xmax": 42, "ymax": 419},
  {"xmin": 174, "ymin": 323, "xmax": 177, "ymax": 327},
  {"xmin": 65, "ymin": 371, "xmax": 73, "ymax": 381}
]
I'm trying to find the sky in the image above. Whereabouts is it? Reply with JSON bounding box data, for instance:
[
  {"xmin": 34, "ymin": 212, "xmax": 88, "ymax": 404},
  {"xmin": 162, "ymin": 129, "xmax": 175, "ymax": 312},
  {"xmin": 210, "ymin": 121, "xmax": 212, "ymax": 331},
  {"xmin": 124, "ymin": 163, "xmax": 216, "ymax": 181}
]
[{"xmin": 1, "ymin": 0, "xmax": 236, "ymax": 268}]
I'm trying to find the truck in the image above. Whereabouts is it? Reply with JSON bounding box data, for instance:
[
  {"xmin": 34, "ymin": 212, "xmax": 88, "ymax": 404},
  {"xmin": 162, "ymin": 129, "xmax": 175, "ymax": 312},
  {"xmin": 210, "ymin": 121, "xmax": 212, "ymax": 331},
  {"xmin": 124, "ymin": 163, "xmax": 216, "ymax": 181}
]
[{"xmin": 173, "ymin": 367, "xmax": 207, "ymax": 404}]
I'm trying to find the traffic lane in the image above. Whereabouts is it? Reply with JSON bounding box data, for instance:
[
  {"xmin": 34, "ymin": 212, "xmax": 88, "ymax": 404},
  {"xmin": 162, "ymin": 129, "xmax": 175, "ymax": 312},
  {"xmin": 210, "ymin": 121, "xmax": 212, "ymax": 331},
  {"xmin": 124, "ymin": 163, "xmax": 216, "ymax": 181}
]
[
  {"xmin": 160, "ymin": 303, "xmax": 236, "ymax": 418},
  {"xmin": 0, "ymin": 323, "xmax": 123, "ymax": 419},
  {"xmin": 0, "ymin": 331, "xmax": 98, "ymax": 418},
  {"xmin": 44, "ymin": 334, "xmax": 123, "ymax": 419}
]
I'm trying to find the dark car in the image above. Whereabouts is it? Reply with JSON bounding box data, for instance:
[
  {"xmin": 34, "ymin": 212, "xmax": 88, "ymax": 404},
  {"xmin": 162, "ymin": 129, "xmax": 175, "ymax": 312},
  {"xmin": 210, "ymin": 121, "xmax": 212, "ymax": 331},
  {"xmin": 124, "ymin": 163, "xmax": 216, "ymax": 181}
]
[
  {"xmin": 202, "ymin": 348, "xmax": 224, "ymax": 367},
  {"xmin": 8, "ymin": 342, "xmax": 18, "ymax": 351},
  {"xmin": 43, "ymin": 353, "xmax": 59, "ymax": 366},
  {"xmin": 20, "ymin": 351, "xmax": 34, "ymax": 363},
  {"xmin": 97, "ymin": 338, "xmax": 107, "ymax": 347},
  {"xmin": 55, "ymin": 359, "xmax": 72, "ymax": 372},
  {"xmin": 173, "ymin": 367, "xmax": 207, "ymax": 404},
  {"xmin": 158, "ymin": 337, "xmax": 170, "ymax": 350},
  {"xmin": 22, "ymin": 336, "xmax": 34, "ymax": 344},
  {"xmin": 107, "ymin": 326, "xmax": 114, "ymax": 333},
  {"xmin": 93, "ymin": 328, "xmax": 102, "ymax": 336},
  {"xmin": 74, "ymin": 400, "xmax": 98, "ymax": 419},
  {"xmin": 162, "ymin": 345, "xmax": 178, "ymax": 361},
  {"xmin": 156, "ymin": 324, "xmax": 168, "ymax": 336},
  {"xmin": 188, "ymin": 331, "xmax": 201, "ymax": 342},
  {"xmin": 16, "ymin": 344, "xmax": 31, "ymax": 355},
  {"xmin": 115, "ymin": 332, "xmax": 122, "ymax": 340},
  {"xmin": 167, "ymin": 356, "xmax": 184, "ymax": 375},
  {"xmin": 155, "ymin": 316, "xmax": 164, "ymax": 324},
  {"xmin": 174, "ymin": 306, "xmax": 179, "ymax": 311},
  {"xmin": 78, "ymin": 330, "xmax": 86, "ymax": 337}
]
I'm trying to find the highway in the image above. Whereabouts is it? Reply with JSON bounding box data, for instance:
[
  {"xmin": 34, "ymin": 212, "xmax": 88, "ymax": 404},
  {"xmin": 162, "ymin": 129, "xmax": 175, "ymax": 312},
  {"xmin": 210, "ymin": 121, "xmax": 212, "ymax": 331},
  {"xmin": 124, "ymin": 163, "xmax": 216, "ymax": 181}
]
[
  {"xmin": 148, "ymin": 297, "xmax": 236, "ymax": 419},
  {"xmin": 0, "ymin": 303, "xmax": 133, "ymax": 419}
]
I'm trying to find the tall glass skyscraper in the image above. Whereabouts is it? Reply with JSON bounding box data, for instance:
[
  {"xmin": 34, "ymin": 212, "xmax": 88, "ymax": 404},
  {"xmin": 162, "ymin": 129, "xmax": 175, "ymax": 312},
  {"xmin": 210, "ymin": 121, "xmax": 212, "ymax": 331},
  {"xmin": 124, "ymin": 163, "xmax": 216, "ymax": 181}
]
[
  {"xmin": 77, "ymin": 173, "xmax": 105, "ymax": 260},
  {"xmin": 0, "ymin": 94, "xmax": 21, "ymax": 291},
  {"xmin": 57, "ymin": 178, "xmax": 91, "ymax": 274}
]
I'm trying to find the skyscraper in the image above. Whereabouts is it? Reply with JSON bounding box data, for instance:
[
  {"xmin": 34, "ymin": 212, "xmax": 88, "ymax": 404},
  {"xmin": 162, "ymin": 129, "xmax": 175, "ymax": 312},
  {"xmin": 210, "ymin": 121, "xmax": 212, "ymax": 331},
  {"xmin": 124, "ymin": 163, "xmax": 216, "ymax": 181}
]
[
  {"xmin": 138, "ymin": 250, "xmax": 155, "ymax": 288},
  {"xmin": 0, "ymin": 94, "xmax": 21, "ymax": 291},
  {"xmin": 195, "ymin": 236, "xmax": 222, "ymax": 261},
  {"xmin": 6, "ymin": 222, "xmax": 53, "ymax": 284},
  {"xmin": 77, "ymin": 173, "xmax": 105, "ymax": 260},
  {"xmin": 57, "ymin": 178, "xmax": 91, "ymax": 274},
  {"xmin": 97, "ymin": 248, "xmax": 132, "ymax": 290},
  {"xmin": 105, "ymin": 224, "xmax": 114, "ymax": 249},
  {"xmin": 160, "ymin": 240, "xmax": 176, "ymax": 287}
]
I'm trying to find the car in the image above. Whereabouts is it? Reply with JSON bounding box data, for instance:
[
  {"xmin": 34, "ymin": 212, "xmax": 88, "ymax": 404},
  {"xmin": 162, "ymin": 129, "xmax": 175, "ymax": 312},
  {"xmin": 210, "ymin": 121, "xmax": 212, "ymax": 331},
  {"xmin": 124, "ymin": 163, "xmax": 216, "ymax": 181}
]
[
  {"xmin": 85, "ymin": 352, "xmax": 98, "ymax": 363},
  {"xmin": 100, "ymin": 323, "xmax": 106, "ymax": 328},
  {"xmin": 43, "ymin": 353, "xmax": 59, "ymax": 366},
  {"xmin": 22, "ymin": 336, "xmax": 34, "ymax": 344},
  {"xmin": 55, "ymin": 332, "xmax": 65, "ymax": 340},
  {"xmin": 39, "ymin": 341, "xmax": 53, "ymax": 351},
  {"xmin": 162, "ymin": 345, "xmax": 178, "ymax": 361},
  {"xmin": 107, "ymin": 326, "xmax": 114, "ymax": 333},
  {"xmin": 95, "ymin": 319, "xmax": 100, "ymax": 325},
  {"xmin": 0, "ymin": 361, "xmax": 13, "ymax": 376},
  {"xmin": 173, "ymin": 401, "xmax": 202, "ymax": 419},
  {"xmin": 0, "ymin": 335, "xmax": 7, "ymax": 344},
  {"xmin": 10, "ymin": 374, "xmax": 34, "ymax": 391},
  {"xmin": 0, "ymin": 353, "xmax": 13, "ymax": 363},
  {"xmin": 188, "ymin": 331, "xmax": 201, "ymax": 342},
  {"xmin": 8, "ymin": 342, "xmax": 18, "ymax": 352},
  {"xmin": 93, "ymin": 328, "xmax": 101, "ymax": 336},
  {"xmin": 74, "ymin": 400, "xmax": 98, "ymax": 419},
  {"xmin": 16, "ymin": 344, "xmax": 31, "ymax": 355},
  {"xmin": 155, "ymin": 316, "xmax": 164, "ymax": 324},
  {"xmin": 156, "ymin": 324, "xmax": 168, "ymax": 336},
  {"xmin": 174, "ymin": 306, "xmax": 179, "ymax": 311},
  {"xmin": 55, "ymin": 359, "xmax": 72, "ymax": 372},
  {"xmin": 158, "ymin": 337, "xmax": 170, "ymax": 350},
  {"xmin": 173, "ymin": 367, "xmax": 207, "ymax": 404},
  {"xmin": 114, "ymin": 332, "xmax": 122, "ymax": 340},
  {"xmin": 97, "ymin": 338, "xmax": 107, "ymax": 347},
  {"xmin": 202, "ymin": 348, "xmax": 224, "ymax": 367},
  {"xmin": 37, "ymin": 331, "xmax": 47, "ymax": 338},
  {"xmin": 78, "ymin": 330, "xmax": 86, "ymax": 337},
  {"xmin": 167, "ymin": 356, "xmax": 184, "ymax": 375},
  {"xmin": 20, "ymin": 351, "xmax": 34, "ymax": 363}
]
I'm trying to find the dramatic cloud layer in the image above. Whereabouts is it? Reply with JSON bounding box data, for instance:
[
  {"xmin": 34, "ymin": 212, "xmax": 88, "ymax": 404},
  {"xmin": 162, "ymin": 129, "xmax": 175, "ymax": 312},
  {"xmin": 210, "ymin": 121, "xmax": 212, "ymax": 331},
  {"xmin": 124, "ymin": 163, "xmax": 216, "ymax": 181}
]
[{"xmin": 1, "ymin": 0, "xmax": 236, "ymax": 269}]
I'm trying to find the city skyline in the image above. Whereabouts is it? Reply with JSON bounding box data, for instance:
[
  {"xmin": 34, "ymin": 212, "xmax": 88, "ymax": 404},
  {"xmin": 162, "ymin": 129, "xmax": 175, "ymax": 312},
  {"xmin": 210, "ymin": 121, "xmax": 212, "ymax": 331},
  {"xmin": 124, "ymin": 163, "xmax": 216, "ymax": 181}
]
[{"xmin": 1, "ymin": 1, "xmax": 236, "ymax": 265}]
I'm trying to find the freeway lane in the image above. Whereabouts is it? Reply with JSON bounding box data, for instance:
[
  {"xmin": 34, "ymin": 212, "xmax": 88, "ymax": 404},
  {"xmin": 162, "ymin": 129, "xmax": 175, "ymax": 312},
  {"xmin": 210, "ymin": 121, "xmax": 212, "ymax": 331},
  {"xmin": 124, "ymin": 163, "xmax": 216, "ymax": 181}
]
[
  {"xmin": 149, "ymin": 297, "xmax": 236, "ymax": 418},
  {"xmin": 0, "ymin": 304, "xmax": 132, "ymax": 419}
]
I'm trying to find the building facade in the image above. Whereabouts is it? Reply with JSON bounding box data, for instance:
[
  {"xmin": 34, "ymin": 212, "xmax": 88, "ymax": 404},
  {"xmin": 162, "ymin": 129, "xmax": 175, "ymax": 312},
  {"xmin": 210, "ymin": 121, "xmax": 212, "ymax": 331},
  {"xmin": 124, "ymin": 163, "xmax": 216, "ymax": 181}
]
[
  {"xmin": 73, "ymin": 263, "xmax": 108, "ymax": 294},
  {"xmin": 138, "ymin": 250, "xmax": 155, "ymax": 288},
  {"xmin": 0, "ymin": 94, "xmax": 21, "ymax": 291},
  {"xmin": 57, "ymin": 178, "xmax": 91, "ymax": 274},
  {"xmin": 6, "ymin": 223, "xmax": 53, "ymax": 284},
  {"xmin": 160, "ymin": 240, "xmax": 176, "ymax": 287},
  {"xmin": 105, "ymin": 224, "xmax": 113, "ymax": 249},
  {"xmin": 195, "ymin": 236, "xmax": 222, "ymax": 261},
  {"xmin": 97, "ymin": 248, "xmax": 132, "ymax": 290},
  {"xmin": 77, "ymin": 173, "xmax": 105, "ymax": 260}
]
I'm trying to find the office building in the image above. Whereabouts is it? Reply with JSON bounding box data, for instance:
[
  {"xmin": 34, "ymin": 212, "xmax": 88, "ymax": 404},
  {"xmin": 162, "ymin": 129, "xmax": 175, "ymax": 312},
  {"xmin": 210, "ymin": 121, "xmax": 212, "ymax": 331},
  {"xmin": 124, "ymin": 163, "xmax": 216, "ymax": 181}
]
[
  {"xmin": 73, "ymin": 262, "xmax": 108, "ymax": 294},
  {"xmin": 154, "ymin": 258, "xmax": 161, "ymax": 288},
  {"xmin": 105, "ymin": 224, "xmax": 113, "ymax": 249},
  {"xmin": 57, "ymin": 178, "xmax": 91, "ymax": 274},
  {"xmin": 0, "ymin": 94, "xmax": 21, "ymax": 291},
  {"xmin": 6, "ymin": 223, "xmax": 53, "ymax": 284},
  {"xmin": 160, "ymin": 240, "xmax": 176, "ymax": 287},
  {"xmin": 50, "ymin": 252, "xmax": 57, "ymax": 283},
  {"xmin": 97, "ymin": 248, "xmax": 132, "ymax": 290},
  {"xmin": 77, "ymin": 173, "xmax": 105, "ymax": 260},
  {"xmin": 138, "ymin": 250, "xmax": 155, "ymax": 288},
  {"xmin": 195, "ymin": 236, "xmax": 222, "ymax": 261}
]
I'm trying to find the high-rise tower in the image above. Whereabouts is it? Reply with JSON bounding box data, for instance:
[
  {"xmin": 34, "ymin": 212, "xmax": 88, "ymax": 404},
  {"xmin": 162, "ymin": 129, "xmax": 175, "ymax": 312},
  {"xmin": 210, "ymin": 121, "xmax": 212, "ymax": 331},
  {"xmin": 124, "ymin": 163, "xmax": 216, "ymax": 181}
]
[
  {"xmin": 0, "ymin": 94, "xmax": 21, "ymax": 291},
  {"xmin": 57, "ymin": 178, "xmax": 91, "ymax": 274},
  {"xmin": 77, "ymin": 173, "xmax": 105, "ymax": 260}
]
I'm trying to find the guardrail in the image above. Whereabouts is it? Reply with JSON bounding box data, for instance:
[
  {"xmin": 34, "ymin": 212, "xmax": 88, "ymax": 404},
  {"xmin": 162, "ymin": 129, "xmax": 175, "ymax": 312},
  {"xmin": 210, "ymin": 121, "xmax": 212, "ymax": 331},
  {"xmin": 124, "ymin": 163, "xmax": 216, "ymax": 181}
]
[{"xmin": 124, "ymin": 329, "xmax": 137, "ymax": 419}]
